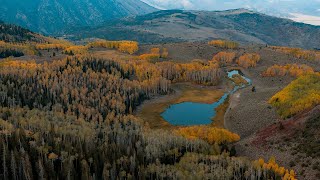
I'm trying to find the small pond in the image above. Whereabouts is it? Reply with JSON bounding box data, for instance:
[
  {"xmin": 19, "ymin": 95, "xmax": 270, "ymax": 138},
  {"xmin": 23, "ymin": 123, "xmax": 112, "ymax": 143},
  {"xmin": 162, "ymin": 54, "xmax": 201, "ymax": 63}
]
[{"xmin": 161, "ymin": 70, "xmax": 251, "ymax": 126}]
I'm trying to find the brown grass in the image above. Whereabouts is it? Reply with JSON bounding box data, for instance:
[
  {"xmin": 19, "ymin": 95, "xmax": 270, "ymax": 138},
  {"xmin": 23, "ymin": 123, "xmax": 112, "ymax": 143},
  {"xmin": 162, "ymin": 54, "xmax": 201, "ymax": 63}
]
[{"xmin": 211, "ymin": 96, "xmax": 230, "ymax": 128}]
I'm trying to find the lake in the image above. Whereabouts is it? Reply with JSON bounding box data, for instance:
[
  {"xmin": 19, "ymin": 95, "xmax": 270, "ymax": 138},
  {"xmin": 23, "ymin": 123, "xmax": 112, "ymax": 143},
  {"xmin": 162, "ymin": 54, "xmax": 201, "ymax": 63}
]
[{"xmin": 161, "ymin": 70, "xmax": 251, "ymax": 126}]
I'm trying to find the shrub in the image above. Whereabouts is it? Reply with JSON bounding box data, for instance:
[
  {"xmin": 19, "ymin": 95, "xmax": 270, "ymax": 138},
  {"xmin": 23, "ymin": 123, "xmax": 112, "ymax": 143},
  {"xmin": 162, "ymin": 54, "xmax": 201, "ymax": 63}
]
[{"xmin": 208, "ymin": 40, "xmax": 239, "ymax": 49}]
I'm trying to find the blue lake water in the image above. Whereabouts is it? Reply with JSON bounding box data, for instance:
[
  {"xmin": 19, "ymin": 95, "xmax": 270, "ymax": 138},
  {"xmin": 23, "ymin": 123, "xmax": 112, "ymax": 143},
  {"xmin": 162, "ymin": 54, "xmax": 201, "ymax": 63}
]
[{"xmin": 161, "ymin": 70, "xmax": 251, "ymax": 126}]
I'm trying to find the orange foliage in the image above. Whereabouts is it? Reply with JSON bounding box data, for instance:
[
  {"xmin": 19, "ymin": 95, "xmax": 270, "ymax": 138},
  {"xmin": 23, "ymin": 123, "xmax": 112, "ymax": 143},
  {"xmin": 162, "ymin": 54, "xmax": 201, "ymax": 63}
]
[
  {"xmin": 161, "ymin": 48, "xmax": 169, "ymax": 58},
  {"xmin": 270, "ymin": 46, "xmax": 319, "ymax": 61},
  {"xmin": 208, "ymin": 40, "xmax": 239, "ymax": 49},
  {"xmin": 150, "ymin": 48, "xmax": 160, "ymax": 55},
  {"xmin": 0, "ymin": 59, "xmax": 39, "ymax": 69},
  {"xmin": 0, "ymin": 41, "xmax": 6, "ymax": 46},
  {"xmin": 138, "ymin": 47, "xmax": 167, "ymax": 61},
  {"xmin": 236, "ymin": 53, "xmax": 260, "ymax": 68},
  {"xmin": 253, "ymin": 157, "xmax": 296, "ymax": 180},
  {"xmin": 64, "ymin": 45, "xmax": 88, "ymax": 55},
  {"xmin": 262, "ymin": 64, "xmax": 314, "ymax": 77},
  {"xmin": 133, "ymin": 60, "xmax": 221, "ymax": 85},
  {"xmin": 0, "ymin": 41, "xmax": 37, "ymax": 55},
  {"xmin": 231, "ymin": 74, "xmax": 249, "ymax": 86},
  {"xmin": 269, "ymin": 73, "xmax": 320, "ymax": 118},
  {"xmin": 118, "ymin": 41, "xmax": 139, "ymax": 54},
  {"xmin": 35, "ymin": 43, "xmax": 69, "ymax": 50},
  {"xmin": 48, "ymin": 153, "xmax": 59, "ymax": 160},
  {"xmin": 211, "ymin": 52, "xmax": 236, "ymax": 66},
  {"xmin": 138, "ymin": 54, "xmax": 160, "ymax": 61},
  {"xmin": 175, "ymin": 126, "xmax": 240, "ymax": 144},
  {"xmin": 88, "ymin": 40, "xmax": 139, "ymax": 54}
]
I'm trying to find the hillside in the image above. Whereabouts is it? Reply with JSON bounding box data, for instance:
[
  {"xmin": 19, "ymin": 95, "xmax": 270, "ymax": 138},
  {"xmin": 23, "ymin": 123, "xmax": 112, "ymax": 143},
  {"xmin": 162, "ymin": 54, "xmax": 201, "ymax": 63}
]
[
  {"xmin": 0, "ymin": 21, "xmax": 47, "ymax": 43},
  {"xmin": 142, "ymin": 0, "xmax": 320, "ymax": 25},
  {"xmin": 0, "ymin": 0, "xmax": 157, "ymax": 34},
  {"xmin": 71, "ymin": 9, "xmax": 320, "ymax": 49},
  {"xmin": 3, "ymin": 17, "xmax": 320, "ymax": 178}
]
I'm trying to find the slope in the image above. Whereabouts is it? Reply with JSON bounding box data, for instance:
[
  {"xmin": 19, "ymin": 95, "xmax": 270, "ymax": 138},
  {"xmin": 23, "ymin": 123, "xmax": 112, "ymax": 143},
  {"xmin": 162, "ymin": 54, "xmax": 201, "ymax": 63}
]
[
  {"xmin": 0, "ymin": 0, "xmax": 157, "ymax": 34},
  {"xmin": 71, "ymin": 9, "xmax": 320, "ymax": 49}
]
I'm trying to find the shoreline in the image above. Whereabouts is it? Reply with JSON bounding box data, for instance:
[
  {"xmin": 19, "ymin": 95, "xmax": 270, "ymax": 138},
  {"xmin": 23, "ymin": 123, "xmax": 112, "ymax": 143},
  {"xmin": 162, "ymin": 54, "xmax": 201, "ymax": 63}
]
[{"xmin": 135, "ymin": 82, "xmax": 227, "ymax": 129}]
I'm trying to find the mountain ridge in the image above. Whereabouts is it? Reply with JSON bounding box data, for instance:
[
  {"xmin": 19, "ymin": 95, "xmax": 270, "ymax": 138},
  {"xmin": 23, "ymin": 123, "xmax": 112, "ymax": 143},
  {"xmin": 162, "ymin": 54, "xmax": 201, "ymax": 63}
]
[
  {"xmin": 70, "ymin": 9, "xmax": 320, "ymax": 49},
  {"xmin": 0, "ymin": 0, "xmax": 157, "ymax": 34}
]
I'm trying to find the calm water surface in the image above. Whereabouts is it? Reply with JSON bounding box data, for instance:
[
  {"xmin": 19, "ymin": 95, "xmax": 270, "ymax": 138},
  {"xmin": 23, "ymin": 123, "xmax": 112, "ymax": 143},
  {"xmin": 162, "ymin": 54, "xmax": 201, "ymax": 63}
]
[{"xmin": 161, "ymin": 70, "xmax": 251, "ymax": 126}]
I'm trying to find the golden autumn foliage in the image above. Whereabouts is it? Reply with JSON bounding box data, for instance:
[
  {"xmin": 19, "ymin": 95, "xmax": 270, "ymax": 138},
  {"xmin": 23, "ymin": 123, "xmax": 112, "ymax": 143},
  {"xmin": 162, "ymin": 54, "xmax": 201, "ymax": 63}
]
[
  {"xmin": 35, "ymin": 43, "xmax": 70, "ymax": 50},
  {"xmin": 0, "ymin": 59, "xmax": 39, "ymax": 69},
  {"xmin": 34, "ymin": 37, "xmax": 73, "ymax": 50},
  {"xmin": 236, "ymin": 53, "xmax": 261, "ymax": 68},
  {"xmin": 133, "ymin": 59, "xmax": 221, "ymax": 85},
  {"xmin": 253, "ymin": 157, "xmax": 296, "ymax": 180},
  {"xmin": 161, "ymin": 48, "xmax": 169, "ymax": 58},
  {"xmin": 37, "ymin": 34, "xmax": 73, "ymax": 46},
  {"xmin": 88, "ymin": 40, "xmax": 139, "ymax": 54},
  {"xmin": 175, "ymin": 126, "xmax": 240, "ymax": 144},
  {"xmin": 118, "ymin": 41, "xmax": 139, "ymax": 54},
  {"xmin": 150, "ymin": 47, "xmax": 160, "ymax": 55},
  {"xmin": 270, "ymin": 46, "xmax": 319, "ymax": 61},
  {"xmin": 211, "ymin": 52, "xmax": 236, "ymax": 66},
  {"xmin": 48, "ymin": 153, "xmax": 59, "ymax": 160},
  {"xmin": 269, "ymin": 73, "xmax": 320, "ymax": 118},
  {"xmin": 0, "ymin": 40, "xmax": 37, "ymax": 55},
  {"xmin": 158, "ymin": 60, "xmax": 222, "ymax": 85},
  {"xmin": 1, "ymin": 36, "xmax": 74, "ymax": 55},
  {"xmin": 1, "ymin": 28, "xmax": 301, "ymax": 179},
  {"xmin": 231, "ymin": 74, "xmax": 249, "ymax": 86},
  {"xmin": 64, "ymin": 45, "xmax": 88, "ymax": 55},
  {"xmin": 138, "ymin": 53, "xmax": 160, "ymax": 61},
  {"xmin": 262, "ymin": 64, "xmax": 314, "ymax": 77},
  {"xmin": 208, "ymin": 40, "xmax": 239, "ymax": 49},
  {"xmin": 138, "ymin": 47, "xmax": 169, "ymax": 61}
]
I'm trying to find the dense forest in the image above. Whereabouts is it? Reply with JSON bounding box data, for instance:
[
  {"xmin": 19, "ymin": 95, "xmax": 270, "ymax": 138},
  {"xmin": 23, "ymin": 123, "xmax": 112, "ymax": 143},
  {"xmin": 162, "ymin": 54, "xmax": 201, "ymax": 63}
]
[
  {"xmin": 0, "ymin": 36, "xmax": 299, "ymax": 179},
  {"xmin": 0, "ymin": 58, "xmax": 294, "ymax": 179},
  {"xmin": 0, "ymin": 16, "xmax": 305, "ymax": 179},
  {"xmin": 269, "ymin": 73, "xmax": 320, "ymax": 118},
  {"xmin": 0, "ymin": 21, "xmax": 43, "ymax": 43}
]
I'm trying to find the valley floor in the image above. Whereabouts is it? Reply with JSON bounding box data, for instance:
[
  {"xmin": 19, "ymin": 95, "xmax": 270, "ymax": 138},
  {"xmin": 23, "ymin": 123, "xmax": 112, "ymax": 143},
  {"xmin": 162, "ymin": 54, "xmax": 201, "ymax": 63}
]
[
  {"xmin": 138, "ymin": 42, "xmax": 320, "ymax": 179},
  {"xmin": 136, "ymin": 82, "xmax": 226, "ymax": 129},
  {"xmin": 4, "ymin": 41, "xmax": 320, "ymax": 179}
]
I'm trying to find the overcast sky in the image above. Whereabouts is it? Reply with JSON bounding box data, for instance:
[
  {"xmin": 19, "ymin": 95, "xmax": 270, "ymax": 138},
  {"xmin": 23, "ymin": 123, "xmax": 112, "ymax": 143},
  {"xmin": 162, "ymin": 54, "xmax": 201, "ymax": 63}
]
[{"xmin": 141, "ymin": 0, "xmax": 320, "ymax": 17}]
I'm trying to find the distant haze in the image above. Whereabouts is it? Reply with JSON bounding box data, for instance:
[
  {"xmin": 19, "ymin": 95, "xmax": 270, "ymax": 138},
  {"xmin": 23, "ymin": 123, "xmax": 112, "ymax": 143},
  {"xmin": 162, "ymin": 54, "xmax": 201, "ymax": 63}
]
[{"xmin": 142, "ymin": 0, "xmax": 320, "ymax": 25}]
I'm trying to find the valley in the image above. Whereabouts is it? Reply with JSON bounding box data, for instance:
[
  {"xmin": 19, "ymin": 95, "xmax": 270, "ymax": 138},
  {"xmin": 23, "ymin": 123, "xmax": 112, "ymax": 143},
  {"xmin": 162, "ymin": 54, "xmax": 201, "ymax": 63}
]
[{"xmin": 0, "ymin": 10, "xmax": 320, "ymax": 180}]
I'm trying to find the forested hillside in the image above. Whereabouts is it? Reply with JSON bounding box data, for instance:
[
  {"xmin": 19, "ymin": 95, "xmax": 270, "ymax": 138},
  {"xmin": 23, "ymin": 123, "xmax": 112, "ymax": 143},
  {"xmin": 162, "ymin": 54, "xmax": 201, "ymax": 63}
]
[
  {"xmin": 0, "ymin": 53, "xmax": 294, "ymax": 180},
  {"xmin": 0, "ymin": 21, "xmax": 44, "ymax": 43},
  {"xmin": 0, "ymin": 21, "xmax": 301, "ymax": 179}
]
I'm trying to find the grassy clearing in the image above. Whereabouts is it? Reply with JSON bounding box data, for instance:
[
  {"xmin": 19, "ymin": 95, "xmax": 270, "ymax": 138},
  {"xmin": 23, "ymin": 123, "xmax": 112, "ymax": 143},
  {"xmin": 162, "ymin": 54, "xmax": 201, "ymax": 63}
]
[
  {"xmin": 90, "ymin": 48, "xmax": 136, "ymax": 61},
  {"xmin": 137, "ymin": 83, "xmax": 225, "ymax": 129}
]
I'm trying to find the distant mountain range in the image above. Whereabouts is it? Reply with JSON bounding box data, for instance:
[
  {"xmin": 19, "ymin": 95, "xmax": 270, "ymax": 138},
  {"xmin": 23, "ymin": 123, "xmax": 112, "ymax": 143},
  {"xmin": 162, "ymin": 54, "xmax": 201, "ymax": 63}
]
[
  {"xmin": 70, "ymin": 9, "xmax": 320, "ymax": 49},
  {"xmin": 0, "ymin": 0, "xmax": 157, "ymax": 34},
  {"xmin": 142, "ymin": 0, "xmax": 320, "ymax": 25},
  {"xmin": 1, "ymin": 1, "xmax": 320, "ymax": 49}
]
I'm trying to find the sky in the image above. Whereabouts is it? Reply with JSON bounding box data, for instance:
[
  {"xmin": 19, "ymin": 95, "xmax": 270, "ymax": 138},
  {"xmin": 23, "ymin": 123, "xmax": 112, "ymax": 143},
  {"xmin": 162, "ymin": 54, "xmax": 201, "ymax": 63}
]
[
  {"xmin": 141, "ymin": 0, "xmax": 320, "ymax": 25},
  {"xmin": 141, "ymin": 0, "xmax": 320, "ymax": 13}
]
